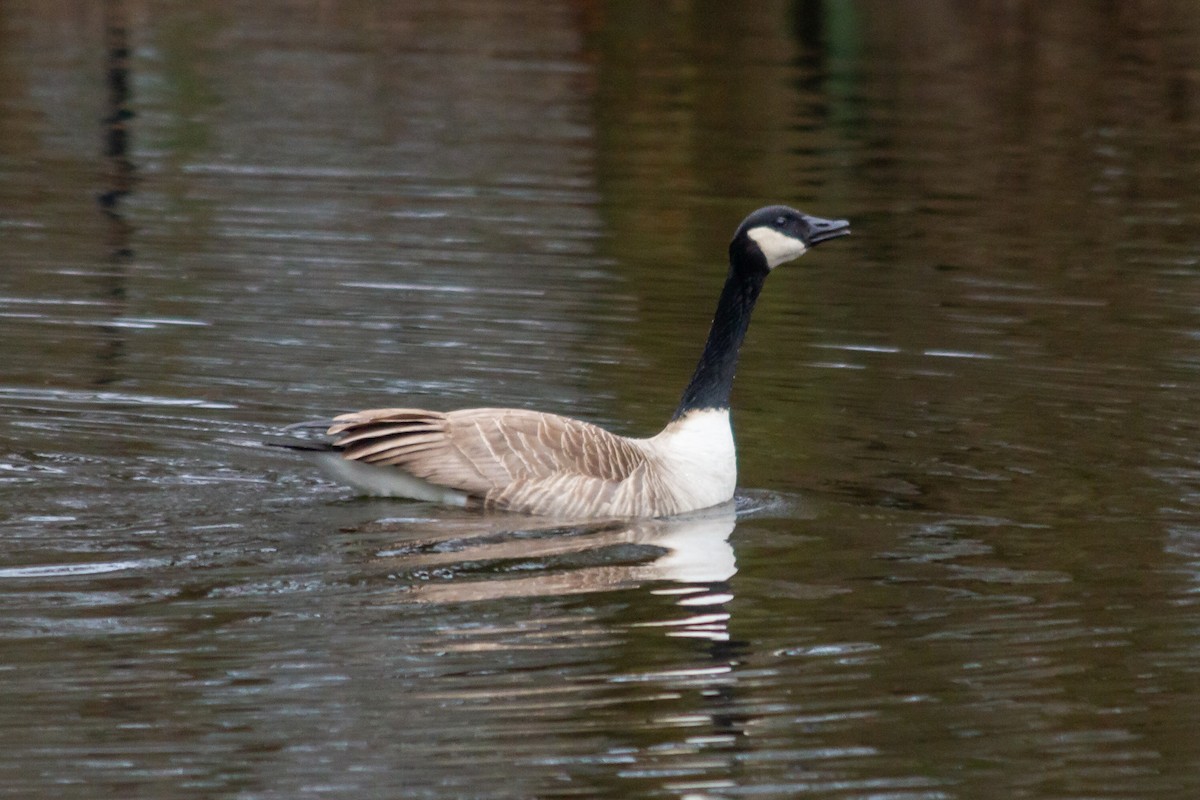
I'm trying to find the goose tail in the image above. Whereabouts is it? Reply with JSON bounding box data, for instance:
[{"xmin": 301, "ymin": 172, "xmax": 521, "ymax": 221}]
[{"xmin": 262, "ymin": 419, "xmax": 339, "ymax": 452}]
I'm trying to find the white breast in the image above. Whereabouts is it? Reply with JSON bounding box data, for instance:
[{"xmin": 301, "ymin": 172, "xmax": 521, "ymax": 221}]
[{"xmin": 639, "ymin": 408, "xmax": 737, "ymax": 512}]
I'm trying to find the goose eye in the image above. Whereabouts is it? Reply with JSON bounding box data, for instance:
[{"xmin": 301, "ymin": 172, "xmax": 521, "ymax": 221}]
[{"xmin": 774, "ymin": 215, "xmax": 787, "ymax": 226}]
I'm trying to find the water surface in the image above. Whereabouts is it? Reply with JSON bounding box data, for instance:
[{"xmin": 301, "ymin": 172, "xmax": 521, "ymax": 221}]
[{"xmin": 2, "ymin": 2, "xmax": 1199, "ymax": 798}]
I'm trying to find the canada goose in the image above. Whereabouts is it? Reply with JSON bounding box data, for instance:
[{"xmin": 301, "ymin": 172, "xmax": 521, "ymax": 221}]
[{"xmin": 285, "ymin": 205, "xmax": 850, "ymax": 518}]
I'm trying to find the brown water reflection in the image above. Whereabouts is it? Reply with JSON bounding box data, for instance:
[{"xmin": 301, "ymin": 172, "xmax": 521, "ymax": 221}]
[{"xmin": 2, "ymin": 1, "xmax": 1200, "ymax": 798}]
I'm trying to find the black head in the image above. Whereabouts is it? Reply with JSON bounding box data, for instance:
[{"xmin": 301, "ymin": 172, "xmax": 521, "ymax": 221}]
[{"xmin": 732, "ymin": 205, "xmax": 851, "ymax": 270}]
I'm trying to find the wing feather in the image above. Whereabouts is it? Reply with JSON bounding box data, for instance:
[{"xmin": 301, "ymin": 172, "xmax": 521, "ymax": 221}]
[
  {"xmin": 325, "ymin": 406, "xmax": 661, "ymax": 514},
  {"xmin": 334, "ymin": 423, "xmax": 439, "ymax": 447}
]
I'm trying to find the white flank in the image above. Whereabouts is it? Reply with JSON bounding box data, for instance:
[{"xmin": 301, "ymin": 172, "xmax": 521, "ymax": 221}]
[
  {"xmin": 639, "ymin": 408, "xmax": 736, "ymax": 512},
  {"xmin": 746, "ymin": 225, "xmax": 807, "ymax": 269},
  {"xmin": 314, "ymin": 452, "xmax": 470, "ymax": 506}
]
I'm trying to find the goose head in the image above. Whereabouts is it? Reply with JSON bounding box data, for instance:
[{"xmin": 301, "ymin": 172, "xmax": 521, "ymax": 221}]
[{"xmin": 733, "ymin": 205, "xmax": 851, "ymax": 271}]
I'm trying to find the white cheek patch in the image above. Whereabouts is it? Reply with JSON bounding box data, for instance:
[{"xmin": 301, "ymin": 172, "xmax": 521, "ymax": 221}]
[{"xmin": 746, "ymin": 226, "xmax": 807, "ymax": 268}]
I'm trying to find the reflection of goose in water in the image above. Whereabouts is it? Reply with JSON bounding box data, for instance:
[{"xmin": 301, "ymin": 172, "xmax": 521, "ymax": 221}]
[
  {"xmin": 280, "ymin": 207, "xmax": 849, "ymax": 517},
  {"xmin": 357, "ymin": 502, "xmax": 804, "ymax": 790},
  {"xmin": 371, "ymin": 502, "xmax": 737, "ymax": 620}
]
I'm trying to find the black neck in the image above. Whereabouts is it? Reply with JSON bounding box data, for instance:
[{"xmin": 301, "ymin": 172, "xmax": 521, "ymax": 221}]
[{"xmin": 673, "ymin": 246, "xmax": 769, "ymax": 420}]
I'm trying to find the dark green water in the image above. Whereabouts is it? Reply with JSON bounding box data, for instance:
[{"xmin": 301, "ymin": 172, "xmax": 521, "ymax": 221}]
[{"xmin": 2, "ymin": 2, "xmax": 1199, "ymax": 797}]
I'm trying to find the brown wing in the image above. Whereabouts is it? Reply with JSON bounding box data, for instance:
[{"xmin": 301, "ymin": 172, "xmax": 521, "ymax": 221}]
[{"xmin": 327, "ymin": 407, "xmax": 657, "ymax": 514}]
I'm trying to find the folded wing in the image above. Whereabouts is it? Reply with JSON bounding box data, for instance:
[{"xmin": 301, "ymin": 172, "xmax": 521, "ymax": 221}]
[{"xmin": 327, "ymin": 407, "xmax": 664, "ymax": 515}]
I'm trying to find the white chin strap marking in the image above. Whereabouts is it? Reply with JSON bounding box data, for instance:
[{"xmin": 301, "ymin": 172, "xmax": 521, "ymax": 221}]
[{"xmin": 746, "ymin": 226, "xmax": 807, "ymax": 269}]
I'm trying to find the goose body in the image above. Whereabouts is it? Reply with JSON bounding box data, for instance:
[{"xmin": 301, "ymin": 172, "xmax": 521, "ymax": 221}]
[{"xmin": 288, "ymin": 205, "xmax": 850, "ymax": 518}]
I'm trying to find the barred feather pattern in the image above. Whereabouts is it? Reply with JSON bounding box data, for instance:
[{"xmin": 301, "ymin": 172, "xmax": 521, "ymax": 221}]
[{"xmin": 326, "ymin": 407, "xmax": 734, "ymax": 518}]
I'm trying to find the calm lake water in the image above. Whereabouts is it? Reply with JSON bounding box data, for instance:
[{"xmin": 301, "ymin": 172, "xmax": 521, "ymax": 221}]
[{"xmin": 3, "ymin": 2, "xmax": 1200, "ymax": 798}]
